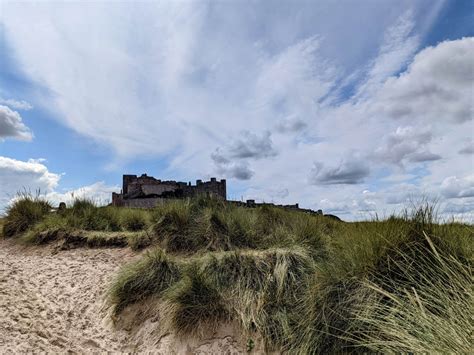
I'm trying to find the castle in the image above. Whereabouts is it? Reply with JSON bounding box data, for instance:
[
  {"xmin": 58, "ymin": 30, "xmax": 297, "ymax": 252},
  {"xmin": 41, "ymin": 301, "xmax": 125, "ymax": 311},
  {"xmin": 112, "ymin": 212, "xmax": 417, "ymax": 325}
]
[
  {"xmin": 111, "ymin": 174, "xmax": 226, "ymax": 208},
  {"xmin": 111, "ymin": 173, "xmax": 333, "ymax": 218}
]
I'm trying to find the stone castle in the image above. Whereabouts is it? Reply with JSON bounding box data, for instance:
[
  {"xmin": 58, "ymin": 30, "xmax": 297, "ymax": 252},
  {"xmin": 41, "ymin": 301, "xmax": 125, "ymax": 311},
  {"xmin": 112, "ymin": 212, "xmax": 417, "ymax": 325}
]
[
  {"xmin": 112, "ymin": 174, "xmax": 226, "ymax": 208},
  {"xmin": 111, "ymin": 173, "xmax": 336, "ymax": 219}
]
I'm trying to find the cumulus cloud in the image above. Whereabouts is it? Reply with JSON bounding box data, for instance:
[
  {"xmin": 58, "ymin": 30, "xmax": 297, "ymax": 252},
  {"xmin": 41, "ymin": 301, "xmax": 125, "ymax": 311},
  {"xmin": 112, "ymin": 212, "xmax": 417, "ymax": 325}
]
[
  {"xmin": 46, "ymin": 181, "xmax": 119, "ymax": 206},
  {"xmin": 442, "ymin": 199, "xmax": 474, "ymax": 214},
  {"xmin": 0, "ymin": 156, "xmax": 60, "ymax": 210},
  {"xmin": 212, "ymin": 158, "xmax": 254, "ymax": 180},
  {"xmin": 374, "ymin": 126, "xmax": 441, "ymax": 165},
  {"xmin": 0, "ymin": 98, "xmax": 33, "ymax": 110},
  {"xmin": 440, "ymin": 175, "xmax": 474, "ymax": 199},
  {"xmin": 226, "ymin": 131, "xmax": 277, "ymax": 160},
  {"xmin": 211, "ymin": 131, "xmax": 276, "ymax": 180},
  {"xmin": 275, "ymin": 116, "xmax": 307, "ymax": 133},
  {"xmin": 373, "ymin": 37, "xmax": 474, "ymax": 123},
  {"xmin": 0, "ymin": 105, "xmax": 33, "ymax": 141},
  {"xmin": 309, "ymin": 158, "xmax": 370, "ymax": 185},
  {"xmin": 0, "ymin": 156, "xmax": 119, "ymax": 211}
]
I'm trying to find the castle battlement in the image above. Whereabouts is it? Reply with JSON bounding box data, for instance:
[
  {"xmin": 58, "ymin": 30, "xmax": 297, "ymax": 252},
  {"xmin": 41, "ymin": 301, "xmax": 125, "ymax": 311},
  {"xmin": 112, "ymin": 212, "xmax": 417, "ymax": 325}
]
[{"xmin": 112, "ymin": 174, "xmax": 226, "ymax": 208}]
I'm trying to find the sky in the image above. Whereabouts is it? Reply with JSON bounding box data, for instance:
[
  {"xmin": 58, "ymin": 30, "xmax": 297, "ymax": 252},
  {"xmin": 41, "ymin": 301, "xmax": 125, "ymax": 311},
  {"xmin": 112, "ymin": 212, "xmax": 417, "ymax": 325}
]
[{"xmin": 0, "ymin": 0, "xmax": 473, "ymax": 221}]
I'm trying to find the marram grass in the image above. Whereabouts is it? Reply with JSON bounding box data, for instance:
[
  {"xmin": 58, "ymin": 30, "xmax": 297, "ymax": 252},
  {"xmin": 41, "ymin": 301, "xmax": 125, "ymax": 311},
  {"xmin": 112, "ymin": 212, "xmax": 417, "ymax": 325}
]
[{"xmin": 2, "ymin": 194, "xmax": 472, "ymax": 353}]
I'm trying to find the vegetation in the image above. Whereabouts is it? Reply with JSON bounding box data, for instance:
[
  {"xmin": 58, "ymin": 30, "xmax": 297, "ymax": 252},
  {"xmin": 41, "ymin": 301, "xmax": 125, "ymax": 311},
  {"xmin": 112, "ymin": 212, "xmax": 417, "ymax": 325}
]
[
  {"xmin": 2, "ymin": 194, "xmax": 472, "ymax": 353},
  {"xmin": 3, "ymin": 193, "xmax": 52, "ymax": 237}
]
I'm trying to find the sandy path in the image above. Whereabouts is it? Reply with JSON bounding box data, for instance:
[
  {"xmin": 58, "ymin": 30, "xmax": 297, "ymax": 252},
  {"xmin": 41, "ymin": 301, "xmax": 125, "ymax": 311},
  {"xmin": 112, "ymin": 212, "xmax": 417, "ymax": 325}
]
[{"xmin": 0, "ymin": 240, "xmax": 136, "ymax": 353}]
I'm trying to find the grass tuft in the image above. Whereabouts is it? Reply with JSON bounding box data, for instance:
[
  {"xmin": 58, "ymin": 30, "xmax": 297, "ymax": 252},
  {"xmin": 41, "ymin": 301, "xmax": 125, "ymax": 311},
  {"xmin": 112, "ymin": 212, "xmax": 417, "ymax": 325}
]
[
  {"xmin": 3, "ymin": 193, "xmax": 52, "ymax": 238},
  {"xmin": 109, "ymin": 248, "xmax": 181, "ymax": 314},
  {"xmin": 120, "ymin": 208, "xmax": 149, "ymax": 231},
  {"xmin": 162, "ymin": 265, "xmax": 230, "ymax": 338}
]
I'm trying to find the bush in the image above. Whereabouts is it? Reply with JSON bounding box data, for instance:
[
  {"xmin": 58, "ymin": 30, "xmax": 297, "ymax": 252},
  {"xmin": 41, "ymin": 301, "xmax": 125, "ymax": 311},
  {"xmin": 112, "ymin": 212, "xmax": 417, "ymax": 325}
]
[
  {"xmin": 3, "ymin": 194, "xmax": 52, "ymax": 237},
  {"xmin": 189, "ymin": 206, "xmax": 257, "ymax": 251},
  {"xmin": 108, "ymin": 204, "xmax": 472, "ymax": 352}
]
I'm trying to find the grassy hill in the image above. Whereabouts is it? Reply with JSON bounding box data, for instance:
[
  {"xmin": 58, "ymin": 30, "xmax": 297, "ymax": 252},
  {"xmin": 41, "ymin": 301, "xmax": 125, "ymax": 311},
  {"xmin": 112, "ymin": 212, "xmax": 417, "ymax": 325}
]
[{"xmin": 2, "ymin": 195, "xmax": 472, "ymax": 353}]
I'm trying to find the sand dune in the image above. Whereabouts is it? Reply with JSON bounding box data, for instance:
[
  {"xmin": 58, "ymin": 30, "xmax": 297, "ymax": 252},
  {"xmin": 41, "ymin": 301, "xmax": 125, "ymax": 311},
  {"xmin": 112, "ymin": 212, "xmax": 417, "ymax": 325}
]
[{"xmin": 0, "ymin": 240, "xmax": 247, "ymax": 354}]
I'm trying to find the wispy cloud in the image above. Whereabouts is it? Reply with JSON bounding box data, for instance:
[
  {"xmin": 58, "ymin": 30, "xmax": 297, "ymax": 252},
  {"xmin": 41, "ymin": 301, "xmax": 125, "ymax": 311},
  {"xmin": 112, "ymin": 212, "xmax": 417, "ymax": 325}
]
[
  {"xmin": 0, "ymin": 98, "xmax": 33, "ymax": 110},
  {"xmin": 2, "ymin": 1, "xmax": 471, "ymax": 221}
]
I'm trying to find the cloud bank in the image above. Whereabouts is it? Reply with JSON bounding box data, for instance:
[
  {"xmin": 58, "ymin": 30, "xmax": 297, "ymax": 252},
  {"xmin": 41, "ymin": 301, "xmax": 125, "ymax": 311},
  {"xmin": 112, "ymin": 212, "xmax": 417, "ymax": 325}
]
[{"xmin": 1, "ymin": 1, "xmax": 472, "ymax": 221}]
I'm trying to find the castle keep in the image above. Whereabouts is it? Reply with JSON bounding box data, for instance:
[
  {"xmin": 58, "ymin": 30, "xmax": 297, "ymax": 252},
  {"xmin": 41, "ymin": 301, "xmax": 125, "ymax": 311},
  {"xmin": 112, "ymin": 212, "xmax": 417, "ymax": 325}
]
[{"xmin": 112, "ymin": 174, "xmax": 226, "ymax": 208}]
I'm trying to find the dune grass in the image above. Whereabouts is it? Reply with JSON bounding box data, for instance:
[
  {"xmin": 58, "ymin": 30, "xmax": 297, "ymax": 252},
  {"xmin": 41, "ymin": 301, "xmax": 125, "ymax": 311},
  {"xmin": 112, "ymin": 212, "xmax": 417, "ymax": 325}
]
[
  {"xmin": 109, "ymin": 248, "xmax": 181, "ymax": 314},
  {"xmin": 3, "ymin": 193, "xmax": 52, "ymax": 238},
  {"xmin": 2, "ymin": 196, "xmax": 154, "ymax": 249},
  {"xmin": 108, "ymin": 202, "xmax": 472, "ymax": 353},
  {"xmin": 2, "ymin": 194, "xmax": 472, "ymax": 352}
]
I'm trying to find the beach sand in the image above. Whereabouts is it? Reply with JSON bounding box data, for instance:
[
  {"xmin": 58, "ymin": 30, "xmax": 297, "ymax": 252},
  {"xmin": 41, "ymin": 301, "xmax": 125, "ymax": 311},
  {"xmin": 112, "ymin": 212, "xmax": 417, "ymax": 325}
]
[{"xmin": 0, "ymin": 240, "xmax": 248, "ymax": 354}]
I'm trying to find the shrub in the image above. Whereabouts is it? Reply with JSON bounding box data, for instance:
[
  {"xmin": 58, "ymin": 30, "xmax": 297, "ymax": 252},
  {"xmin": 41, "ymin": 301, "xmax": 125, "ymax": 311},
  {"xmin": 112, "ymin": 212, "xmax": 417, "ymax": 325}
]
[
  {"xmin": 255, "ymin": 205, "xmax": 290, "ymax": 236},
  {"xmin": 3, "ymin": 194, "xmax": 52, "ymax": 237}
]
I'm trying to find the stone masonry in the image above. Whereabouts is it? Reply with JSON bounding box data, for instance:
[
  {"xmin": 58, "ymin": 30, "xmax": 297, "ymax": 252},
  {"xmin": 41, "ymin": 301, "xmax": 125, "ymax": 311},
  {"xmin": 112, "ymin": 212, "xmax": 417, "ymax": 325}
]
[
  {"xmin": 110, "ymin": 173, "xmax": 336, "ymax": 219},
  {"xmin": 111, "ymin": 174, "xmax": 226, "ymax": 208}
]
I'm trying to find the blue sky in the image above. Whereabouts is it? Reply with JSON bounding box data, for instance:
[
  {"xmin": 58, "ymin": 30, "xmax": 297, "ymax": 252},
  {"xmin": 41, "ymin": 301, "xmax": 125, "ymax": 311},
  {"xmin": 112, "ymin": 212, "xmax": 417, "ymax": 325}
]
[{"xmin": 0, "ymin": 0, "xmax": 473, "ymax": 220}]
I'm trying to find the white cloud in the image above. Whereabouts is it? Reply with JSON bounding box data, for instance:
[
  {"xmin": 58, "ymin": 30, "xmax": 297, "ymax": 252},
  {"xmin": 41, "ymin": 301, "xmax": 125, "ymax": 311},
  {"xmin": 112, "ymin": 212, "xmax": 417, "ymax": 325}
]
[
  {"xmin": 355, "ymin": 10, "xmax": 420, "ymax": 99},
  {"xmin": 45, "ymin": 181, "xmax": 119, "ymax": 206},
  {"xmin": 374, "ymin": 126, "xmax": 441, "ymax": 165},
  {"xmin": 373, "ymin": 37, "xmax": 474, "ymax": 123},
  {"xmin": 0, "ymin": 156, "xmax": 60, "ymax": 210},
  {"xmin": 458, "ymin": 139, "xmax": 474, "ymax": 155},
  {"xmin": 0, "ymin": 156, "xmax": 119, "ymax": 212},
  {"xmin": 0, "ymin": 98, "xmax": 33, "ymax": 110},
  {"xmin": 440, "ymin": 175, "xmax": 474, "ymax": 199},
  {"xmin": 0, "ymin": 105, "xmax": 33, "ymax": 141},
  {"xmin": 309, "ymin": 158, "xmax": 370, "ymax": 185},
  {"xmin": 4, "ymin": 2, "xmax": 473, "ymax": 221}
]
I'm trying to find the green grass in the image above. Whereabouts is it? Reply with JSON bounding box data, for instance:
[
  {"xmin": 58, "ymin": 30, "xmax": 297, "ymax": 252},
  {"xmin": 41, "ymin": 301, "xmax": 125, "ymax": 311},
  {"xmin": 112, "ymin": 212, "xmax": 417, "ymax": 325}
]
[
  {"xmin": 109, "ymin": 248, "xmax": 181, "ymax": 314},
  {"xmin": 350, "ymin": 236, "xmax": 472, "ymax": 353},
  {"xmin": 3, "ymin": 193, "xmax": 52, "ymax": 237},
  {"xmin": 109, "ymin": 202, "xmax": 472, "ymax": 353},
  {"xmin": 2, "ymin": 194, "xmax": 472, "ymax": 352}
]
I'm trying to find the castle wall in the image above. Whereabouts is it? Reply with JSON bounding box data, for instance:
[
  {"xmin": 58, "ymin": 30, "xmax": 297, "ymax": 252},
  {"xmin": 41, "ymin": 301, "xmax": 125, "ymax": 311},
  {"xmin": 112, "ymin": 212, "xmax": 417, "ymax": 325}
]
[
  {"xmin": 113, "ymin": 174, "xmax": 226, "ymax": 207},
  {"xmin": 141, "ymin": 184, "xmax": 178, "ymax": 196},
  {"xmin": 193, "ymin": 178, "xmax": 226, "ymax": 200},
  {"xmin": 120, "ymin": 197, "xmax": 167, "ymax": 209}
]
